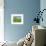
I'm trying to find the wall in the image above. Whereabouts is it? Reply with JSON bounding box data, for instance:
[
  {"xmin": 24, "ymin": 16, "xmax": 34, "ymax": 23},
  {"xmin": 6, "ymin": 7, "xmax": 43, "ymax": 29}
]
[
  {"xmin": 40, "ymin": 0, "xmax": 46, "ymax": 27},
  {"xmin": 4, "ymin": 0, "xmax": 40, "ymax": 42},
  {"xmin": 0, "ymin": 0, "xmax": 4, "ymax": 42}
]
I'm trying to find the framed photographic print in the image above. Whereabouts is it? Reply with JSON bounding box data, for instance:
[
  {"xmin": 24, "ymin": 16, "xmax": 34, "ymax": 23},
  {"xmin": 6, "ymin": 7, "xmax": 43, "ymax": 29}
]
[{"xmin": 11, "ymin": 14, "xmax": 24, "ymax": 24}]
